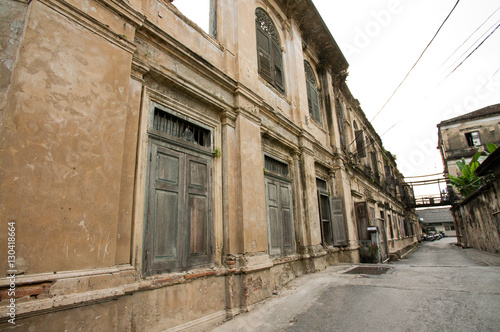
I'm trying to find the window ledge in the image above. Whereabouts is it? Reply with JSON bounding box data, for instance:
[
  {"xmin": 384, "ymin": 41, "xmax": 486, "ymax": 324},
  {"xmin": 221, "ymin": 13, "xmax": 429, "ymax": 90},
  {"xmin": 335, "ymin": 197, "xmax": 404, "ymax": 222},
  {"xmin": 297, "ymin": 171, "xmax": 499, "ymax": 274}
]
[{"xmin": 258, "ymin": 77, "xmax": 290, "ymax": 104}]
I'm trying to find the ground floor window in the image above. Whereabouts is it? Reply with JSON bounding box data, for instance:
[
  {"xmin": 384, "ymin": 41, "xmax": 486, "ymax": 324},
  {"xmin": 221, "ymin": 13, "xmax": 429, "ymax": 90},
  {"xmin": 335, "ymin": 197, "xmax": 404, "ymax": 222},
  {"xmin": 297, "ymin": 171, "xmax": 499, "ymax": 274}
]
[
  {"xmin": 264, "ymin": 156, "xmax": 295, "ymax": 257},
  {"xmin": 317, "ymin": 178, "xmax": 348, "ymax": 246},
  {"xmin": 143, "ymin": 107, "xmax": 214, "ymax": 276}
]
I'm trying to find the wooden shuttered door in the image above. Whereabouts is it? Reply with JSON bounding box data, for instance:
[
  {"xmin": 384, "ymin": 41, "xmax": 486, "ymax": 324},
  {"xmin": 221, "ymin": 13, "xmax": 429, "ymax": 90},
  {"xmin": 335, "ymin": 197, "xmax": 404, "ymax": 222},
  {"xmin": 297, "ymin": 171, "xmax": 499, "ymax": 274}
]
[
  {"xmin": 355, "ymin": 202, "xmax": 370, "ymax": 241},
  {"xmin": 144, "ymin": 141, "xmax": 213, "ymax": 275},
  {"xmin": 265, "ymin": 177, "xmax": 295, "ymax": 256},
  {"xmin": 331, "ymin": 197, "xmax": 348, "ymax": 246}
]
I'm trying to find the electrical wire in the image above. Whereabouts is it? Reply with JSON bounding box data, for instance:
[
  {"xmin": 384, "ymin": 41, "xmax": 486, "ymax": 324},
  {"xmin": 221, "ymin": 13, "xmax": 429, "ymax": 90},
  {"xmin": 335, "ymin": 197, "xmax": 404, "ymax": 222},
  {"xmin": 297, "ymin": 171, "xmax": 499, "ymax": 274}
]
[
  {"xmin": 446, "ymin": 22, "xmax": 500, "ymax": 77},
  {"xmin": 369, "ymin": 0, "xmax": 461, "ymax": 123},
  {"xmin": 437, "ymin": 6, "xmax": 500, "ymax": 73},
  {"xmin": 346, "ymin": 1, "xmax": 462, "ymax": 152},
  {"xmin": 443, "ymin": 17, "xmax": 500, "ymax": 74}
]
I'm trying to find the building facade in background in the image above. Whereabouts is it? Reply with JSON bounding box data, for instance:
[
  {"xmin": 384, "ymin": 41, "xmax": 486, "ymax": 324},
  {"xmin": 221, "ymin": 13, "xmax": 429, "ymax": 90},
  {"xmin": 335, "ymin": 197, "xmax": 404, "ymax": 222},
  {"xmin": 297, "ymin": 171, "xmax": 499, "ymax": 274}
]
[
  {"xmin": 417, "ymin": 208, "xmax": 455, "ymax": 237},
  {"xmin": 437, "ymin": 104, "xmax": 500, "ymax": 179},
  {"xmin": 0, "ymin": 0, "xmax": 417, "ymax": 330}
]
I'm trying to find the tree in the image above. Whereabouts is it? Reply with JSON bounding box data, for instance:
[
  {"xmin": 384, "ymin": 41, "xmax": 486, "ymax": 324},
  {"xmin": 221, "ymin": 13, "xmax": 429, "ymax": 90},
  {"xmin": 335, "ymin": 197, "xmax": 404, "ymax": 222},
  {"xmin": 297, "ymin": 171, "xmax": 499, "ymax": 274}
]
[{"xmin": 448, "ymin": 144, "xmax": 497, "ymax": 198}]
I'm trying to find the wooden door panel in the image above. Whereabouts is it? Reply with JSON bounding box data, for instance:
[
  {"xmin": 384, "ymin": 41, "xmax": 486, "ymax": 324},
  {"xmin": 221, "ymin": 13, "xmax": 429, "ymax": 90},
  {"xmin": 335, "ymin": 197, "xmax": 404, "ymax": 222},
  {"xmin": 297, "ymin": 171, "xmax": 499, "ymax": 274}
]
[
  {"xmin": 145, "ymin": 140, "xmax": 213, "ymax": 275},
  {"xmin": 188, "ymin": 194, "xmax": 208, "ymax": 255},
  {"xmin": 331, "ymin": 197, "xmax": 348, "ymax": 246},
  {"xmin": 355, "ymin": 202, "xmax": 370, "ymax": 241},
  {"xmin": 154, "ymin": 190, "xmax": 178, "ymax": 259}
]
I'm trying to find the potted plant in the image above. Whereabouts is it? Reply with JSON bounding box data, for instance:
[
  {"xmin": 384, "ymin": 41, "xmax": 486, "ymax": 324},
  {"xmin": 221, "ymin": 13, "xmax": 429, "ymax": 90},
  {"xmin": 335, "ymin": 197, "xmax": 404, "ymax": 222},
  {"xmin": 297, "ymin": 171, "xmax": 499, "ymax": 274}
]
[{"xmin": 359, "ymin": 242, "xmax": 379, "ymax": 263}]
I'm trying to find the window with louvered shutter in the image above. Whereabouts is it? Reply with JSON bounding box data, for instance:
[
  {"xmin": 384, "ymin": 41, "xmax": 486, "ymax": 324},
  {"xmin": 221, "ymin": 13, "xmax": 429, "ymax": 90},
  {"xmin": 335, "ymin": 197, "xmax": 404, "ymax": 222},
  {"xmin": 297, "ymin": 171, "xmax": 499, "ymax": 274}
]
[
  {"xmin": 304, "ymin": 61, "xmax": 321, "ymax": 124},
  {"xmin": 331, "ymin": 197, "xmax": 348, "ymax": 246},
  {"xmin": 264, "ymin": 156, "xmax": 295, "ymax": 257},
  {"xmin": 256, "ymin": 8, "xmax": 285, "ymax": 93},
  {"xmin": 272, "ymin": 42, "xmax": 284, "ymax": 92},
  {"xmin": 257, "ymin": 27, "xmax": 272, "ymax": 84},
  {"xmin": 336, "ymin": 99, "xmax": 346, "ymax": 150},
  {"xmin": 143, "ymin": 108, "xmax": 214, "ymax": 276},
  {"xmin": 355, "ymin": 130, "xmax": 366, "ymax": 158}
]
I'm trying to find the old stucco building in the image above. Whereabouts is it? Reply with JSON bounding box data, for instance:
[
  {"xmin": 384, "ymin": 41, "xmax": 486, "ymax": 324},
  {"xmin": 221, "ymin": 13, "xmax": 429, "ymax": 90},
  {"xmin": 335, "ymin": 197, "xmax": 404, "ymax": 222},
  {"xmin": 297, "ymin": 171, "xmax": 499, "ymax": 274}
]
[
  {"xmin": 437, "ymin": 104, "xmax": 500, "ymax": 179},
  {"xmin": 437, "ymin": 104, "xmax": 500, "ymax": 251},
  {"xmin": 1, "ymin": 0, "xmax": 417, "ymax": 330}
]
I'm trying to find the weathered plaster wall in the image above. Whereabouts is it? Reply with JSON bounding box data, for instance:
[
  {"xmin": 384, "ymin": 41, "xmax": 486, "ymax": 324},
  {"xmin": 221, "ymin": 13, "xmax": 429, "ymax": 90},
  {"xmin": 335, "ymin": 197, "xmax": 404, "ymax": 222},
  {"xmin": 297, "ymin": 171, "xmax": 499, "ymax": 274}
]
[
  {"xmin": 0, "ymin": 0, "xmax": 29, "ymax": 118},
  {"xmin": 0, "ymin": 0, "xmax": 134, "ymax": 274},
  {"xmin": 452, "ymin": 180, "xmax": 500, "ymax": 253}
]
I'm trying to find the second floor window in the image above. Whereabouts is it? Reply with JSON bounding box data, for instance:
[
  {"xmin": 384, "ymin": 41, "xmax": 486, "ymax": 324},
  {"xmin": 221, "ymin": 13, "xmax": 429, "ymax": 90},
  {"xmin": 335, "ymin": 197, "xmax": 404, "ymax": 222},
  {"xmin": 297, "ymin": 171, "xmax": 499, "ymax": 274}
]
[
  {"xmin": 304, "ymin": 61, "xmax": 321, "ymax": 124},
  {"xmin": 465, "ymin": 131, "xmax": 481, "ymax": 147},
  {"xmin": 256, "ymin": 8, "xmax": 284, "ymax": 93}
]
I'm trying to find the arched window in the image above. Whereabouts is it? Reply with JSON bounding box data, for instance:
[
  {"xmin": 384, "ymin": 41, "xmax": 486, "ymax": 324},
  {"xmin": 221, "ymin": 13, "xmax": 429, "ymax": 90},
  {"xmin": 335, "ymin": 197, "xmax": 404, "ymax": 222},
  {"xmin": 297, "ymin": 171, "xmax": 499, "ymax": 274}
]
[
  {"xmin": 255, "ymin": 8, "xmax": 284, "ymax": 93},
  {"xmin": 304, "ymin": 61, "xmax": 321, "ymax": 124}
]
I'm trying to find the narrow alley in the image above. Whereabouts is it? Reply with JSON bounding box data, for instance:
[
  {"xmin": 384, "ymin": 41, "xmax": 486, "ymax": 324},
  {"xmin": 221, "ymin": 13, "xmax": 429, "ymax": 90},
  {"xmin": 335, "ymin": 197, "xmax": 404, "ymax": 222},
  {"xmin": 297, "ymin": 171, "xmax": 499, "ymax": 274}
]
[{"xmin": 212, "ymin": 237, "xmax": 500, "ymax": 332}]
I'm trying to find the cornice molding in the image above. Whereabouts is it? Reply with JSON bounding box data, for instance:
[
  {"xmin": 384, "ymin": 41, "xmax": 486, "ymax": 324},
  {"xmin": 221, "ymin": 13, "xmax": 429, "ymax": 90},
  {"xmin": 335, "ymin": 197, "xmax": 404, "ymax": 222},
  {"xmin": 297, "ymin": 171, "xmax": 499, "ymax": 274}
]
[
  {"xmin": 40, "ymin": 0, "xmax": 136, "ymax": 54},
  {"xmin": 146, "ymin": 66, "xmax": 231, "ymax": 113},
  {"xmin": 138, "ymin": 21, "xmax": 236, "ymax": 92},
  {"xmin": 94, "ymin": 0, "xmax": 146, "ymax": 27}
]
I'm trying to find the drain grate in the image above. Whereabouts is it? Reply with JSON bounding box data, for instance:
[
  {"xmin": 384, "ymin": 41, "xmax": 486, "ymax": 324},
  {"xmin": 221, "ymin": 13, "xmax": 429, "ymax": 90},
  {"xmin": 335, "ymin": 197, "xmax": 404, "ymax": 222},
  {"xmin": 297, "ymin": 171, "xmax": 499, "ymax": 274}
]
[{"xmin": 345, "ymin": 266, "xmax": 390, "ymax": 275}]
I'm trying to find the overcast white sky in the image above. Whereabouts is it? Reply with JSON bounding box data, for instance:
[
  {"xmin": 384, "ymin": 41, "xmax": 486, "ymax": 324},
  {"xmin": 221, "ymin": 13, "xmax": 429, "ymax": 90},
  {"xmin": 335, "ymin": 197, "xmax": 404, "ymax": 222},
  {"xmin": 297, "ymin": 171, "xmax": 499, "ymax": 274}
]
[
  {"xmin": 174, "ymin": 0, "xmax": 500, "ymax": 197},
  {"xmin": 311, "ymin": 0, "xmax": 500, "ymax": 197}
]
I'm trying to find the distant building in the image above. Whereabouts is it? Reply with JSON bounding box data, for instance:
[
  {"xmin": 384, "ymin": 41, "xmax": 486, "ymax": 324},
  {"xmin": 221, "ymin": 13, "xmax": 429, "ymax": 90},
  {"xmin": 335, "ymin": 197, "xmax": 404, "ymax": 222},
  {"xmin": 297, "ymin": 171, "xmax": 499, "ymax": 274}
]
[
  {"xmin": 417, "ymin": 208, "xmax": 455, "ymax": 236},
  {"xmin": 437, "ymin": 104, "xmax": 500, "ymax": 179}
]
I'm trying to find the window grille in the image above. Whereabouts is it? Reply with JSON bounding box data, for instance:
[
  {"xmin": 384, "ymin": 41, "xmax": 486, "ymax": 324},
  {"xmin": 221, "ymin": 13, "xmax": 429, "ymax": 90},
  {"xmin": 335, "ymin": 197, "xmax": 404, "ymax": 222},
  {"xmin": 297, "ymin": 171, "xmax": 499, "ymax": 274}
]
[
  {"xmin": 316, "ymin": 178, "xmax": 328, "ymax": 191},
  {"xmin": 153, "ymin": 108, "xmax": 210, "ymax": 148},
  {"xmin": 264, "ymin": 156, "xmax": 289, "ymax": 178}
]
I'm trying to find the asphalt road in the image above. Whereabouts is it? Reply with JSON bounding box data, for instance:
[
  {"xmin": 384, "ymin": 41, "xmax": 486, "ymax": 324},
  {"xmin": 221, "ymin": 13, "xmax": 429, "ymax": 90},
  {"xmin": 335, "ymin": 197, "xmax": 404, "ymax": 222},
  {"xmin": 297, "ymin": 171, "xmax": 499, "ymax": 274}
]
[{"xmin": 212, "ymin": 237, "xmax": 500, "ymax": 332}]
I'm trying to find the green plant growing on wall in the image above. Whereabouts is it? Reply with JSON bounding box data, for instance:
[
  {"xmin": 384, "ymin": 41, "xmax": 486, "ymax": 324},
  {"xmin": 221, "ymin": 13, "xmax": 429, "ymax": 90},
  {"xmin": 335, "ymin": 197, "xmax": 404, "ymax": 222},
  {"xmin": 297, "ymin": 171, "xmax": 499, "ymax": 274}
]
[
  {"xmin": 212, "ymin": 147, "xmax": 221, "ymax": 158},
  {"xmin": 448, "ymin": 144, "xmax": 497, "ymax": 198}
]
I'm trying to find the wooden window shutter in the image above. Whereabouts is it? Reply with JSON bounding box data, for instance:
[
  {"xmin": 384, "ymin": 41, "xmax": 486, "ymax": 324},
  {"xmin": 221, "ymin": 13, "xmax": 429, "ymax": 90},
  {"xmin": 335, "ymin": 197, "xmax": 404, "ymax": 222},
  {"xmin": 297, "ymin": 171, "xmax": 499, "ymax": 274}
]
[
  {"xmin": 312, "ymin": 86, "xmax": 321, "ymax": 124},
  {"xmin": 304, "ymin": 61, "xmax": 320, "ymax": 123},
  {"xmin": 144, "ymin": 140, "xmax": 213, "ymax": 276},
  {"xmin": 185, "ymin": 154, "xmax": 213, "ymax": 267},
  {"xmin": 265, "ymin": 178, "xmax": 283, "ymax": 256},
  {"xmin": 355, "ymin": 130, "xmax": 366, "ymax": 158},
  {"xmin": 280, "ymin": 183, "xmax": 295, "ymax": 255},
  {"xmin": 319, "ymin": 194, "xmax": 333, "ymax": 246},
  {"xmin": 331, "ymin": 197, "xmax": 348, "ymax": 246},
  {"xmin": 144, "ymin": 144, "xmax": 183, "ymax": 274},
  {"xmin": 265, "ymin": 176, "xmax": 295, "ymax": 257},
  {"xmin": 272, "ymin": 41, "xmax": 284, "ymax": 91},
  {"xmin": 307, "ymin": 82, "xmax": 313, "ymax": 118},
  {"xmin": 257, "ymin": 26, "xmax": 273, "ymax": 84}
]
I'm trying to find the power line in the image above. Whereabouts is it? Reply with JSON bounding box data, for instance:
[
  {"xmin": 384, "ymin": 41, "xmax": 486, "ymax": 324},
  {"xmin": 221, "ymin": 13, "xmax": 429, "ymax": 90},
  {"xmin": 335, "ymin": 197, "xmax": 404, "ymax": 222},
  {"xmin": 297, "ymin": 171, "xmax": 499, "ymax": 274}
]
[
  {"xmin": 369, "ymin": 0, "xmax": 461, "ymax": 123},
  {"xmin": 438, "ymin": 6, "xmax": 500, "ymax": 73},
  {"xmin": 444, "ymin": 18, "xmax": 500, "ymax": 75},
  {"xmin": 446, "ymin": 22, "xmax": 500, "ymax": 77},
  {"xmin": 347, "ymin": 1, "xmax": 461, "ymax": 152}
]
